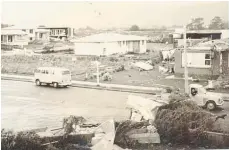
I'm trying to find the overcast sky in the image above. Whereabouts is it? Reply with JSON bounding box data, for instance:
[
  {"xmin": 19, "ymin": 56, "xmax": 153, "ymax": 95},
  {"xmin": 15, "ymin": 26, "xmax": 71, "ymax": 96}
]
[{"xmin": 1, "ymin": 1, "xmax": 229, "ymax": 29}]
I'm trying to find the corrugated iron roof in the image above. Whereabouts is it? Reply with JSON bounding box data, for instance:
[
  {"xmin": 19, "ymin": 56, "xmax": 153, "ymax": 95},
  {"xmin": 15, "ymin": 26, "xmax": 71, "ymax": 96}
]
[{"xmin": 73, "ymin": 33, "xmax": 147, "ymax": 43}]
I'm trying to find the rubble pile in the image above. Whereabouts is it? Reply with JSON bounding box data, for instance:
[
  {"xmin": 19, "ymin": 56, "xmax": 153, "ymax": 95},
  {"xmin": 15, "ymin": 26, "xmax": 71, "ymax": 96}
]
[
  {"xmin": 114, "ymin": 120, "xmax": 158, "ymax": 149},
  {"xmin": 155, "ymin": 100, "xmax": 215, "ymax": 145}
]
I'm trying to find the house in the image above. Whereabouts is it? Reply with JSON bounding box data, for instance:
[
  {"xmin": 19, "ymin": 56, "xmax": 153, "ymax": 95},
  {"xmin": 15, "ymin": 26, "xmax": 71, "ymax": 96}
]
[
  {"xmin": 1, "ymin": 29, "xmax": 29, "ymax": 47},
  {"xmin": 174, "ymin": 39, "xmax": 229, "ymax": 79},
  {"xmin": 171, "ymin": 29, "xmax": 222, "ymax": 48},
  {"xmin": 2, "ymin": 25, "xmax": 50, "ymax": 41},
  {"xmin": 38, "ymin": 26, "xmax": 74, "ymax": 40},
  {"xmin": 73, "ymin": 33, "xmax": 147, "ymax": 56}
]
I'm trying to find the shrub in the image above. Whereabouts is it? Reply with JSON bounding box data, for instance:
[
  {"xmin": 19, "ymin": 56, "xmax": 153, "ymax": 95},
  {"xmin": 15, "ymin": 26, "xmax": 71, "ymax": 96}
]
[{"xmin": 1, "ymin": 129, "xmax": 44, "ymax": 150}]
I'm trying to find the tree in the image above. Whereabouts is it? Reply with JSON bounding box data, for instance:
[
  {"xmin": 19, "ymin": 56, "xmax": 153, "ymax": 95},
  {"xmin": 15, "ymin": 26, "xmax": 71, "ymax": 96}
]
[
  {"xmin": 129, "ymin": 25, "xmax": 140, "ymax": 31},
  {"xmin": 1, "ymin": 23, "xmax": 11, "ymax": 28},
  {"xmin": 209, "ymin": 16, "xmax": 224, "ymax": 29},
  {"xmin": 223, "ymin": 21, "xmax": 229, "ymax": 29},
  {"xmin": 186, "ymin": 17, "xmax": 205, "ymax": 30}
]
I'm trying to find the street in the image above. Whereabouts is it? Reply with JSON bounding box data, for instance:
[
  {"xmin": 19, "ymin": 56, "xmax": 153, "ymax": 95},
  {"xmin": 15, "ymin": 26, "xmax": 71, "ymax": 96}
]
[
  {"xmin": 1, "ymin": 80, "xmax": 229, "ymax": 132},
  {"xmin": 1, "ymin": 80, "xmax": 137, "ymax": 131}
]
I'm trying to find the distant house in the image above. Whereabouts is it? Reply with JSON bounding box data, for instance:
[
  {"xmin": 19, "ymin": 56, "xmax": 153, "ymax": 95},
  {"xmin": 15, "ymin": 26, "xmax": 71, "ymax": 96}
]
[
  {"xmin": 2, "ymin": 25, "xmax": 50, "ymax": 41},
  {"xmin": 38, "ymin": 26, "xmax": 74, "ymax": 40},
  {"xmin": 73, "ymin": 33, "xmax": 147, "ymax": 56},
  {"xmin": 1, "ymin": 29, "xmax": 29, "ymax": 47},
  {"xmin": 174, "ymin": 39, "xmax": 229, "ymax": 79}
]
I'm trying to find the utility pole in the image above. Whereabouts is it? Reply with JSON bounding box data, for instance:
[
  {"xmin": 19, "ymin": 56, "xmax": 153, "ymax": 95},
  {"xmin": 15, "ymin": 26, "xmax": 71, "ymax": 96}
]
[
  {"xmin": 96, "ymin": 61, "xmax": 100, "ymax": 86},
  {"xmin": 184, "ymin": 25, "xmax": 189, "ymax": 94}
]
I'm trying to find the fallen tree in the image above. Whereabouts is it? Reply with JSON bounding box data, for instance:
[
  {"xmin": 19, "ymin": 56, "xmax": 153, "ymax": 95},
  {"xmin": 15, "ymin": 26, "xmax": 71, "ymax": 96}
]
[{"xmin": 154, "ymin": 100, "xmax": 229, "ymax": 148}]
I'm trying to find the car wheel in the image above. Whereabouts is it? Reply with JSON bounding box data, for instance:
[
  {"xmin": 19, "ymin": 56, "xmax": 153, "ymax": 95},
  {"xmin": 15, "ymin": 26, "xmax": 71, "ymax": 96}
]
[
  {"xmin": 53, "ymin": 82, "xmax": 58, "ymax": 88},
  {"xmin": 36, "ymin": 79, "xmax": 41, "ymax": 86},
  {"xmin": 206, "ymin": 102, "xmax": 216, "ymax": 110}
]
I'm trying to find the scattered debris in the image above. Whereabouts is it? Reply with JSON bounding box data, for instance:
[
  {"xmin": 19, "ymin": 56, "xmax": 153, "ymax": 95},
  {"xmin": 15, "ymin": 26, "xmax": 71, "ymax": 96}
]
[{"xmin": 133, "ymin": 62, "xmax": 153, "ymax": 71}]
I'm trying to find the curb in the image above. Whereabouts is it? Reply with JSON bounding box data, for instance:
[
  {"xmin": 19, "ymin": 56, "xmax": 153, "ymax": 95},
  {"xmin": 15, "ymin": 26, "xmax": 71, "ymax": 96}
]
[{"xmin": 1, "ymin": 75, "xmax": 163, "ymax": 94}]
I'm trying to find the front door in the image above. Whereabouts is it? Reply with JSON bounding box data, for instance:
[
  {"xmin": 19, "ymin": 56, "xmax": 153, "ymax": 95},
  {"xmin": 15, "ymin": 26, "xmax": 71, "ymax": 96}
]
[{"xmin": 132, "ymin": 41, "xmax": 140, "ymax": 53}]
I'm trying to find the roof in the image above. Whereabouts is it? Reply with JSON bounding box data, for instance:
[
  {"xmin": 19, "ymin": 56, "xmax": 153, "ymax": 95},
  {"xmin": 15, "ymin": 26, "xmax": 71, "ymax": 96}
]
[
  {"xmin": 38, "ymin": 26, "xmax": 72, "ymax": 29},
  {"xmin": 34, "ymin": 29, "xmax": 50, "ymax": 33},
  {"xmin": 193, "ymin": 39, "xmax": 229, "ymax": 51},
  {"xmin": 186, "ymin": 30, "xmax": 222, "ymax": 34},
  {"xmin": 1, "ymin": 29, "xmax": 27, "ymax": 35},
  {"xmin": 174, "ymin": 29, "xmax": 222, "ymax": 34},
  {"xmin": 2, "ymin": 25, "xmax": 37, "ymax": 30},
  {"xmin": 73, "ymin": 33, "xmax": 147, "ymax": 43}
]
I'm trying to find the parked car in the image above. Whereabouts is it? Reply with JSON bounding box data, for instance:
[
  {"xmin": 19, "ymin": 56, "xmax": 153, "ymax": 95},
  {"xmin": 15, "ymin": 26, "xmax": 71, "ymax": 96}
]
[{"xmin": 34, "ymin": 67, "xmax": 71, "ymax": 88}]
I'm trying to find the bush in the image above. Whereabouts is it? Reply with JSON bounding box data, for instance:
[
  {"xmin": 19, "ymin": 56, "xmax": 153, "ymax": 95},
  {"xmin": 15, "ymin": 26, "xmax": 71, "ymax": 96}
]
[{"xmin": 1, "ymin": 129, "xmax": 44, "ymax": 150}]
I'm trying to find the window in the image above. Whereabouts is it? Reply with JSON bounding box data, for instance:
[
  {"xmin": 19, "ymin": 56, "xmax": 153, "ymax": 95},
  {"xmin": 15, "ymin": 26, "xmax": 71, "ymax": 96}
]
[
  {"xmin": 39, "ymin": 33, "xmax": 43, "ymax": 38},
  {"xmin": 123, "ymin": 41, "xmax": 125, "ymax": 45},
  {"xmin": 205, "ymin": 54, "xmax": 211, "ymax": 66},
  {"xmin": 62, "ymin": 71, "xmax": 70, "ymax": 75},
  {"xmin": 8, "ymin": 35, "xmax": 13, "ymax": 42},
  {"xmin": 118, "ymin": 41, "xmax": 121, "ymax": 47},
  {"xmin": 1, "ymin": 35, "xmax": 3, "ymax": 42},
  {"xmin": 22, "ymin": 29, "xmax": 26, "ymax": 32},
  {"xmin": 182, "ymin": 52, "xmax": 211, "ymax": 68},
  {"xmin": 30, "ymin": 37, "xmax": 33, "ymax": 41},
  {"xmin": 41, "ymin": 70, "xmax": 46, "ymax": 74},
  {"xmin": 34, "ymin": 69, "xmax": 40, "ymax": 73},
  {"xmin": 142, "ymin": 40, "xmax": 144, "ymax": 45},
  {"xmin": 29, "ymin": 29, "xmax": 33, "ymax": 34}
]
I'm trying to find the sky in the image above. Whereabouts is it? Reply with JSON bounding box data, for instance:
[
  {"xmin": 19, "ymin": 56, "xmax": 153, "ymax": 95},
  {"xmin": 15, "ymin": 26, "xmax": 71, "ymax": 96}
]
[{"xmin": 1, "ymin": 1, "xmax": 229, "ymax": 29}]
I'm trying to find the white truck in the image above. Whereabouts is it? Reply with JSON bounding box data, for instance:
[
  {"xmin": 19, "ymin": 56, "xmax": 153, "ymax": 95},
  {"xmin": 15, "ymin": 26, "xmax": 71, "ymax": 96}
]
[{"xmin": 189, "ymin": 84, "xmax": 224, "ymax": 110}]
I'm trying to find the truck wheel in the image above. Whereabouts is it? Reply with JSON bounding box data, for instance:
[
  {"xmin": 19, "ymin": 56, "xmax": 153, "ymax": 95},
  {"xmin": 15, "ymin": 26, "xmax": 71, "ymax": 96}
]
[
  {"xmin": 35, "ymin": 79, "xmax": 41, "ymax": 86},
  {"xmin": 206, "ymin": 101, "xmax": 216, "ymax": 110},
  {"xmin": 53, "ymin": 82, "xmax": 58, "ymax": 88}
]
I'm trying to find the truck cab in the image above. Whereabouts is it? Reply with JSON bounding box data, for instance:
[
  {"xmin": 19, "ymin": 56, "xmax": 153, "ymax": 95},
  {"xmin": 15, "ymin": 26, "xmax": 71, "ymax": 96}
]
[{"xmin": 189, "ymin": 84, "xmax": 224, "ymax": 110}]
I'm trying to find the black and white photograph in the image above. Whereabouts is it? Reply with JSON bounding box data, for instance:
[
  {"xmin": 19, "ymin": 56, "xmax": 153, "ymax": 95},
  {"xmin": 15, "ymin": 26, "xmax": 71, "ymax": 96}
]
[{"xmin": 1, "ymin": 0, "xmax": 229, "ymax": 149}]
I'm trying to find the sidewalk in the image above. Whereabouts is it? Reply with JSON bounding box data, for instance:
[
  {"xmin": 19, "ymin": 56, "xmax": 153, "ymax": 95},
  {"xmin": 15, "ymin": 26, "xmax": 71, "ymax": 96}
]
[{"xmin": 1, "ymin": 74, "xmax": 164, "ymax": 94}]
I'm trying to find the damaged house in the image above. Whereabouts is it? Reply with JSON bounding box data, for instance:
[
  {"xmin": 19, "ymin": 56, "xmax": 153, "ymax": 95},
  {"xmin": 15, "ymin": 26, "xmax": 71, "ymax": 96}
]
[{"xmin": 174, "ymin": 39, "xmax": 229, "ymax": 79}]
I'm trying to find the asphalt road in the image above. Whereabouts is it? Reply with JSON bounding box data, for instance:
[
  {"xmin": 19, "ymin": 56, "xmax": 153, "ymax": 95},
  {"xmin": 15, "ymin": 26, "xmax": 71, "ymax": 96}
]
[
  {"xmin": 1, "ymin": 80, "xmax": 229, "ymax": 132},
  {"xmin": 2, "ymin": 80, "xmax": 143, "ymax": 131}
]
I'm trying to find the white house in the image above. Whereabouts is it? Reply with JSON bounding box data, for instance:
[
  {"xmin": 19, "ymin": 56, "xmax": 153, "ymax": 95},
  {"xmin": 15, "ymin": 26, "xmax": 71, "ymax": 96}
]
[
  {"xmin": 1, "ymin": 29, "xmax": 29, "ymax": 46},
  {"xmin": 2, "ymin": 25, "xmax": 50, "ymax": 41},
  {"xmin": 73, "ymin": 33, "xmax": 147, "ymax": 56}
]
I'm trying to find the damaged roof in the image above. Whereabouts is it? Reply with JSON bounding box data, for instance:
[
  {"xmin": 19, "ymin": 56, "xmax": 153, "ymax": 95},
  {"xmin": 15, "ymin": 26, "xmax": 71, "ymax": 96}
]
[
  {"xmin": 73, "ymin": 33, "xmax": 147, "ymax": 43},
  {"xmin": 189, "ymin": 38, "xmax": 229, "ymax": 51}
]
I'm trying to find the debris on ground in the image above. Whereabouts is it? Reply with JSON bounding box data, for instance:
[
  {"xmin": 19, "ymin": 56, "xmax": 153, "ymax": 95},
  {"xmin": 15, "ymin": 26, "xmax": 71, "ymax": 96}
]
[
  {"xmin": 126, "ymin": 95, "xmax": 167, "ymax": 122},
  {"xmin": 158, "ymin": 66, "xmax": 168, "ymax": 74},
  {"xmin": 114, "ymin": 120, "xmax": 159, "ymax": 149},
  {"xmin": 133, "ymin": 62, "xmax": 154, "ymax": 71}
]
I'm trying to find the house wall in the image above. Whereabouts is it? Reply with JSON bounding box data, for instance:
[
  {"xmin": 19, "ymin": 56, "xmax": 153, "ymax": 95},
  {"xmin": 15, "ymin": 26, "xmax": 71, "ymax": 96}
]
[
  {"xmin": 222, "ymin": 51, "xmax": 229, "ymax": 75},
  {"xmin": 1, "ymin": 35, "xmax": 29, "ymax": 46},
  {"xmin": 221, "ymin": 30, "xmax": 229, "ymax": 39},
  {"xmin": 174, "ymin": 49, "xmax": 220, "ymax": 79},
  {"xmin": 35, "ymin": 32, "xmax": 50, "ymax": 41},
  {"xmin": 74, "ymin": 40, "xmax": 146, "ymax": 56}
]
